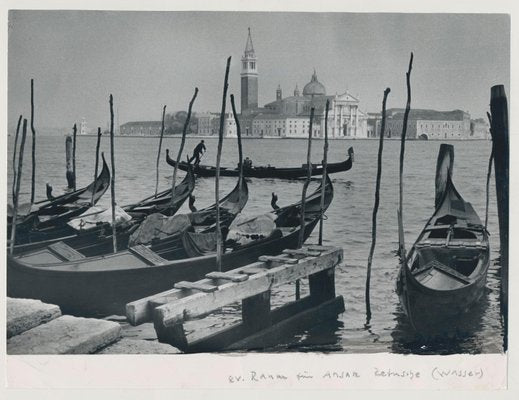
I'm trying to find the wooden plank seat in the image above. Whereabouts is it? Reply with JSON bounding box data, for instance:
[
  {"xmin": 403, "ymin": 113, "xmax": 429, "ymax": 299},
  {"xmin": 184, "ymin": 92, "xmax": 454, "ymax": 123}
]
[
  {"xmin": 48, "ymin": 241, "xmax": 86, "ymax": 261},
  {"xmin": 282, "ymin": 248, "xmax": 322, "ymax": 257},
  {"xmin": 129, "ymin": 245, "xmax": 168, "ymax": 265},
  {"xmin": 413, "ymin": 259, "xmax": 471, "ymax": 284}
]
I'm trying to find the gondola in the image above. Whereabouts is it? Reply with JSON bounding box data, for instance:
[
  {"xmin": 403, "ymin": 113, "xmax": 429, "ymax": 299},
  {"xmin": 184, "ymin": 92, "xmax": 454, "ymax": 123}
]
[
  {"xmin": 10, "ymin": 167, "xmax": 196, "ymax": 253},
  {"xmin": 8, "ymin": 176, "xmax": 332, "ymax": 316},
  {"xmin": 12, "ymin": 173, "xmax": 247, "ymax": 259},
  {"xmin": 166, "ymin": 147, "xmax": 354, "ymax": 179},
  {"xmin": 396, "ymin": 144, "xmax": 490, "ymax": 335},
  {"xmin": 7, "ymin": 155, "xmax": 111, "ymax": 242}
]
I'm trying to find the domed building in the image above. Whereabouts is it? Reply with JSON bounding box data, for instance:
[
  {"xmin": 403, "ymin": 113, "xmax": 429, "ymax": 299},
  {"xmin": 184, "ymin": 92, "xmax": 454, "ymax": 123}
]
[
  {"xmin": 302, "ymin": 70, "xmax": 327, "ymax": 97},
  {"xmin": 201, "ymin": 29, "xmax": 368, "ymax": 139}
]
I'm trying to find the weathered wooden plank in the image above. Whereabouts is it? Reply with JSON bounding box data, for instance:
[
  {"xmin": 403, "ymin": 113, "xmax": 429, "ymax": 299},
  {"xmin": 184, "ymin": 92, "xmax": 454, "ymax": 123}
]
[
  {"xmin": 7, "ymin": 298, "xmax": 61, "ymax": 338},
  {"xmin": 127, "ymin": 261, "xmax": 268, "ymax": 325},
  {"xmin": 205, "ymin": 271, "xmax": 249, "ymax": 282},
  {"xmin": 306, "ymin": 245, "xmax": 334, "ymax": 252},
  {"xmin": 48, "ymin": 241, "xmax": 86, "ymax": 261},
  {"xmin": 282, "ymin": 248, "xmax": 321, "ymax": 257},
  {"xmin": 174, "ymin": 281, "xmax": 219, "ymax": 293},
  {"xmin": 7, "ymin": 315, "xmax": 121, "ymax": 354},
  {"xmin": 129, "ymin": 244, "xmax": 167, "ymax": 265},
  {"xmin": 258, "ymin": 255, "xmax": 298, "ymax": 264},
  {"xmin": 155, "ymin": 248, "xmax": 342, "ymax": 327}
]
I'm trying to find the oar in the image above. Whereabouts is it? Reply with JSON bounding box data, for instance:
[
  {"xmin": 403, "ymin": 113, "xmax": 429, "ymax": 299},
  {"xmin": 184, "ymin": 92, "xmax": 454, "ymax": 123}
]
[
  {"xmin": 230, "ymin": 94, "xmax": 244, "ymax": 206},
  {"xmin": 216, "ymin": 56, "xmax": 231, "ymax": 272},
  {"xmin": 397, "ymin": 53, "xmax": 413, "ymax": 263},
  {"xmin": 10, "ymin": 118, "xmax": 28, "ymax": 254},
  {"xmin": 109, "ymin": 94, "xmax": 117, "ymax": 253},
  {"xmin": 484, "ymin": 113, "xmax": 494, "ymax": 230},
  {"xmin": 91, "ymin": 127, "xmax": 102, "ymax": 205},
  {"xmin": 171, "ymin": 89, "xmax": 198, "ymax": 211},
  {"xmin": 318, "ymin": 100, "xmax": 330, "ymax": 245},
  {"xmin": 296, "ymin": 107, "xmax": 314, "ymax": 300},
  {"xmin": 155, "ymin": 105, "xmax": 166, "ymax": 197},
  {"xmin": 365, "ymin": 87, "xmax": 390, "ymax": 324}
]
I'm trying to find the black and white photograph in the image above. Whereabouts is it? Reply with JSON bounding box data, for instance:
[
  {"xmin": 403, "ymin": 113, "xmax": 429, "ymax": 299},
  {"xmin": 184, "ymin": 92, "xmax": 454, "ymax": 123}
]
[{"xmin": 2, "ymin": 0, "xmax": 515, "ymax": 395}]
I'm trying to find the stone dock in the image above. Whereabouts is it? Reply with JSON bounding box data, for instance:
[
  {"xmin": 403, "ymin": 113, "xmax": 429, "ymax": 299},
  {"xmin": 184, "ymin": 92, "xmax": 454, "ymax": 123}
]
[{"xmin": 6, "ymin": 297, "xmax": 180, "ymax": 354}]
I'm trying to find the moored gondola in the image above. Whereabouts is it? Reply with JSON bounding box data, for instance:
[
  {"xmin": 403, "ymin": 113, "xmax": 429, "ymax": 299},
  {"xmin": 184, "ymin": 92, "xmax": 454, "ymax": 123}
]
[
  {"xmin": 166, "ymin": 146, "xmax": 354, "ymax": 179},
  {"xmin": 7, "ymin": 155, "xmax": 111, "ymax": 243},
  {"xmin": 7, "ymin": 176, "xmax": 331, "ymax": 316},
  {"xmin": 396, "ymin": 144, "xmax": 490, "ymax": 335}
]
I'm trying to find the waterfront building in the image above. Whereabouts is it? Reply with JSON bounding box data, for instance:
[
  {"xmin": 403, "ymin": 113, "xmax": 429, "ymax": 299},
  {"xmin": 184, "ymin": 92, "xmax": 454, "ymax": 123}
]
[
  {"xmin": 120, "ymin": 121, "xmax": 162, "ymax": 136},
  {"xmin": 470, "ymin": 118, "xmax": 491, "ymax": 139},
  {"xmin": 367, "ymin": 108, "xmax": 473, "ymax": 140}
]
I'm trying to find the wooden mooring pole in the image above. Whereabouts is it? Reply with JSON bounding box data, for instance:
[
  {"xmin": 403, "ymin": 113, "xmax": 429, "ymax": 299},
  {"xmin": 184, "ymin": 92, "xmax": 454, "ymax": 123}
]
[
  {"xmin": 397, "ymin": 53, "xmax": 413, "ymax": 262},
  {"xmin": 12, "ymin": 115, "xmax": 22, "ymax": 206},
  {"xmin": 216, "ymin": 56, "xmax": 232, "ymax": 272},
  {"xmin": 155, "ymin": 105, "xmax": 166, "ymax": 197},
  {"xmin": 318, "ymin": 100, "xmax": 330, "ymax": 246},
  {"xmin": 489, "ymin": 84, "xmax": 509, "ymax": 350},
  {"xmin": 171, "ymin": 88, "xmax": 198, "ymax": 209},
  {"xmin": 365, "ymin": 88, "xmax": 390, "ymax": 324},
  {"xmin": 10, "ymin": 119, "xmax": 28, "ymax": 255},
  {"xmin": 72, "ymin": 123, "xmax": 77, "ymax": 191},
  {"xmin": 296, "ymin": 107, "xmax": 314, "ymax": 300},
  {"xmin": 91, "ymin": 127, "xmax": 102, "ymax": 205},
  {"xmin": 230, "ymin": 94, "xmax": 244, "ymax": 204},
  {"xmin": 65, "ymin": 135, "xmax": 75, "ymax": 190},
  {"xmin": 30, "ymin": 79, "xmax": 36, "ymax": 204},
  {"xmin": 109, "ymin": 95, "xmax": 117, "ymax": 253}
]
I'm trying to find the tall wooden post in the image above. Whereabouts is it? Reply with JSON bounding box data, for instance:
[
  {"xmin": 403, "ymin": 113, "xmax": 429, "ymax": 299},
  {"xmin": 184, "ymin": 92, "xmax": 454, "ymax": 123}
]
[
  {"xmin": 30, "ymin": 79, "xmax": 36, "ymax": 204},
  {"xmin": 72, "ymin": 123, "xmax": 77, "ymax": 191},
  {"xmin": 91, "ymin": 127, "xmax": 102, "ymax": 205},
  {"xmin": 216, "ymin": 56, "xmax": 231, "ymax": 272},
  {"xmin": 10, "ymin": 119, "xmax": 28, "ymax": 254},
  {"xmin": 12, "ymin": 115, "xmax": 22, "ymax": 205},
  {"xmin": 155, "ymin": 105, "xmax": 166, "ymax": 197},
  {"xmin": 489, "ymin": 84, "xmax": 509, "ymax": 350},
  {"xmin": 230, "ymin": 94, "xmax": 243, "ymax": 204},
  {"xmin": 298, "ymin": 107, "xmax": 314, "ymax": 249},
  {"xmin": 365, "ymin": 88, "xmax": 390, "ymax": 324},
  {"xmin": 397, "ymin": 53, "xmax": 413, "ymax": 262},
  {"xmin": 171, "ymin": 88, "xmax": 198, "ymax": 210},
  {"xmin": 318, "ymin": 100, "xmax": 330, "ymax": 245},
  {"xmin": 109, "ymin": 95, "xmax": 117, "ymax": 253},
  {"xmin": 65, "ymin": 135, "xmax": 75, "ymax": 190}
]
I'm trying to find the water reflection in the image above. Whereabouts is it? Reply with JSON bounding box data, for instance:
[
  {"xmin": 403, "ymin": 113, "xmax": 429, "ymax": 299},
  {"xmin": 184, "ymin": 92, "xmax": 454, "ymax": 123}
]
[{"xmin": 390, "ymin": 290, "xmax": 490, "ymax": 355}]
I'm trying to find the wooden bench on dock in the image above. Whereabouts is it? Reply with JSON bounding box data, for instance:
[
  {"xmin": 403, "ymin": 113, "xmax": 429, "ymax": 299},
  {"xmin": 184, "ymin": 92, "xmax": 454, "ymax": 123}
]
[{"xmin": 126, "ymin": 245, "xmax": 344, "ymax": 352}]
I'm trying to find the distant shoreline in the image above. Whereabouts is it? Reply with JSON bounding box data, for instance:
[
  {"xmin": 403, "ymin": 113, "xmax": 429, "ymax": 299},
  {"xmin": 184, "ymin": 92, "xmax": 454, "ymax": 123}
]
[{"xmin": 75, "ymin": 134, "xmax": 490, "ymax": 141}]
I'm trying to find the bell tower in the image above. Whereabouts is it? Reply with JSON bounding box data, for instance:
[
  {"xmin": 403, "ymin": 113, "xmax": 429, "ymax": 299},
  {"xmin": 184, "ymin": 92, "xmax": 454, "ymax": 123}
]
[{"xmin": 241, "ymin": 28, "xmax": 258, "ymax": 113}]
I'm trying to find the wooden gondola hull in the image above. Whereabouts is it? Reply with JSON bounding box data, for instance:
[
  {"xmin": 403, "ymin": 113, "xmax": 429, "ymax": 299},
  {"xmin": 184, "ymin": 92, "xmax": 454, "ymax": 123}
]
[
  {"xmin": 397, "ymin": 262, "xmax": 489, "ymax": 335},
  {"xmin": 7, "ymin": 218, "xmax": 319, "ymax": 316},
  {"xmin": 166, "ymin": 148, "xmax": 353, "ymax": 179}
]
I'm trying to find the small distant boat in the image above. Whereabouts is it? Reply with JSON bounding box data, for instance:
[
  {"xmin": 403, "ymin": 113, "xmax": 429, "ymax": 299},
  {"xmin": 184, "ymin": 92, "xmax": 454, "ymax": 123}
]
[
  {"xmin": 166, "ymin": 147, "xmax": 354, "ymax": 179},
  {"xmin": 396, "ymin": 144, "xmax": 490, "ymax": 335},
  {"xmin": 7, "ymin": 176, "xmax": 331, "ymax": 316}
]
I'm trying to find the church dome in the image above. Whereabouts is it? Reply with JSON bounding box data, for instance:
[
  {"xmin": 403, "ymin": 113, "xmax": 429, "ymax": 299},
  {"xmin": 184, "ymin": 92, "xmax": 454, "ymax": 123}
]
[{"xmin": 302, "ymin": 70, "xmax": 326, "ymax": 96}]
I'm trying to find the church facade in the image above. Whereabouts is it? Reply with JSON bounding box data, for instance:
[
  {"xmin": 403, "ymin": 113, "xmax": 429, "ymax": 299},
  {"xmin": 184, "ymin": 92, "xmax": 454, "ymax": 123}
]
[{"xmin": 202, "ymin": 29, "xmax": 368, "ymax": 138}]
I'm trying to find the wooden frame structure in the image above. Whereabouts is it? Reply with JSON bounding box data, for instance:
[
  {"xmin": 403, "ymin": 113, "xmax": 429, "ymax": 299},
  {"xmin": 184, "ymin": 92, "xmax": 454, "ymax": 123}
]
[{"xmin": 126, "ymin": 246, "xmax": 344, "ymax": 352}]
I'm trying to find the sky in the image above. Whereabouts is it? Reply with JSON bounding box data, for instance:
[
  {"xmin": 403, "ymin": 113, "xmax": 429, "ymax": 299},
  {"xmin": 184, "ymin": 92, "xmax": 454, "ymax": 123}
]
[{"xmin": 8, "ymin": 11, "xmax": 510, "ymax": 131}]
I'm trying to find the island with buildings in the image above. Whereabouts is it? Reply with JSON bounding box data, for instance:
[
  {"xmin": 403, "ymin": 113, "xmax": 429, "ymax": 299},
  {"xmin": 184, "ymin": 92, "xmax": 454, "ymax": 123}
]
[{"xmin": 118, "ymin": 29, "xmax": 490, "ymax": 140}]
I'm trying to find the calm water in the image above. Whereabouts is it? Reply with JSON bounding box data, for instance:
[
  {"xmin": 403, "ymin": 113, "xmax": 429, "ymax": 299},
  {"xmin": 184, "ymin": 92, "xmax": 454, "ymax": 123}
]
[{"xmin": 6, "ymin": 135, "xmax": 504, "ymax": 354}]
